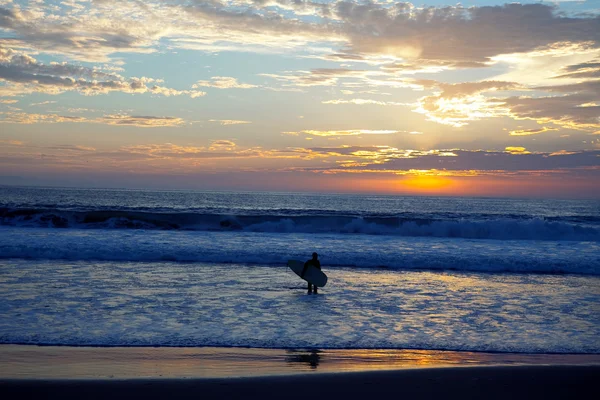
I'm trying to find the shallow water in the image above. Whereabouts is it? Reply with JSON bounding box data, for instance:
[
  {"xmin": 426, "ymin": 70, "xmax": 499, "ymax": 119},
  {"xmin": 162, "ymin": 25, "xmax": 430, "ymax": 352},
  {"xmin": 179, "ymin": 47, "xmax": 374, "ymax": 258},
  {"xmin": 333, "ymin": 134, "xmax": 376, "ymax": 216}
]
[{"xmin": 1, "ymin": 260, "xmax": 598, "ymax": 353}]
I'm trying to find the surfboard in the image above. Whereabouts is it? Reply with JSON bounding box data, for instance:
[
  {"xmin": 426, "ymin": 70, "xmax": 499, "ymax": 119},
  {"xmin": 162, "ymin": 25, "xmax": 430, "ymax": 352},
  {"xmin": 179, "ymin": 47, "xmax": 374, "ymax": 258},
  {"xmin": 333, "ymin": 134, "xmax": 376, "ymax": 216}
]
[{"xmin": 288, "ymin": 260, "xmax": 328, "ymax": 287}]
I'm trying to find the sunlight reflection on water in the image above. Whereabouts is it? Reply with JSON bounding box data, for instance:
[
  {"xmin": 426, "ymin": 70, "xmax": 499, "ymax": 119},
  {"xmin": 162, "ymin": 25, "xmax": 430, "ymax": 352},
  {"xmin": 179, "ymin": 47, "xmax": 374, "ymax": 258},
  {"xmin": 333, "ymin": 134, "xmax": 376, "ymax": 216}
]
[
  {"xmin": 0, "ymin": 260, "xmax": 598, "ymax": 353},
  {"xmin": 1, "ymin": 345, "xmax": 599, "ymax": 379}
]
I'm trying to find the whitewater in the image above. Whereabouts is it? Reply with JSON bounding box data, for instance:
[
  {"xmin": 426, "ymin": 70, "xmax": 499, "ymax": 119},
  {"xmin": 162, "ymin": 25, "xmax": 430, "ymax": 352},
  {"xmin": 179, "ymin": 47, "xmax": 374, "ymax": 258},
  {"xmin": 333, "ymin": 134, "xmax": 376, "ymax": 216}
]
[{"xmin": 0, "ymin": 186, "xmax": 599, "ymax": 354}]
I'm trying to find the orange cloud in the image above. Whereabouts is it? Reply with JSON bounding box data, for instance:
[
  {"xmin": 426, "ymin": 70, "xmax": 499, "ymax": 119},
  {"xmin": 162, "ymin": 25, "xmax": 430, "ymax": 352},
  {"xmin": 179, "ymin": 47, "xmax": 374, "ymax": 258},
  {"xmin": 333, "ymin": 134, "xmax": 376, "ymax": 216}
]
[
  {"xmin": 505, "ymin": 147, "xmax": 531, "ymax": 154},
  {"xmin": 509, "ymin": 126, "xmax": 558, "ymax": 136}
]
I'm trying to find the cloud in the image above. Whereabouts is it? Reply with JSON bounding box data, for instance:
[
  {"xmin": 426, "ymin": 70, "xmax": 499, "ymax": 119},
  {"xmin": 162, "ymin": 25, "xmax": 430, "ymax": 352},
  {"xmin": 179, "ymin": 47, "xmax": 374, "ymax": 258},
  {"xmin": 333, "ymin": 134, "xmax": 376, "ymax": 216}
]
[
  {"xmin": 150, "ymin": 85, "xmax": 206, "ymax": 97},
  {"xmin": 193, "ymin": 76, "xmax": 257, "ymax": 89},
  {"xmin": 0, "ymin": 1, "xmax": 598, "ymax": 138},
  {"xmin": 284, "ymin": 129, "xmax": 400, "ymax": 137},
  {"xmin": 0, "ymin": 99, "xmax": 18, "ymax": 104},
  {"xmin": 505, "ymin": 147, "xmax": 531, "ymax": 154},
  {"xmin": 97, "ymin": 115, "xmax": 186, "ymax": 128},
  {"xmin": 334, "ymin": 3, "xmax": 600, "ymax": 67},
  {"xmin": 0, "ymin": 45, "xmax": 122, "ymax": 80},
  {"xmin": 262, "ymin": 67, "xmax": 426, "ymax": 92},
  {"xmin": 209, "ymin": 119, "xmax": 252, "ymax": 125},
  {"xmin": 298, "ymin": 146, "xmax": 600, "ymax": 173},
  {"xmin": 47, "ymin": 144, "xmax": 96, "ymax": 152},
  {"xmin": 2, "ymin": 1, "xmax": 332, "ymax": 62},
  {"xmin": 380, "ymin": 60, "xmax": 471, "ymax": 74},
  {"xmin": 322, "ymin": 98, "xmax": 408, "ymax": 106},
  {"xmin": 413, "ymin": 80, "xmax": 519, "ymax": 127},
  {"xmin": 67, "ymin": 108, "xmax": 96, "ymax": 113},
  {"xmin": 0, "ymin": 139, "xmax": 24, "ymax": 145},
  {"xmin": 407, "ymin": 74, "xmax": 599, "ymax": 130},
  {"xmin": 172, "ymin": 1, "xmax": 335, "ymax": 52},
  {"xmin": 0, "ymin": 46, "xmax": 205, "ymax": 97},
  {"xmin": 497, "ymin": 80, "xmax": 600, "ymax": 131},
  {"xmin": 30, "ymin": 100, "xmax": 57, "ymax": 106},
  {"xmin": 310, "ymin": 52, "xmax": 371, "ymax": 63},
  {"xmin": 0, "ymin": 111, "xmax": 186, "ymax": 127},
  {"xmin": 209, "ymin": 140, "xmax": 236, "ymax": 151},
  {"xmin": 489, "ymin": 43, "xmax": 600, "ymax": 88},
  {"xmin": 120, "ymin": 142, "xmax": 271, "ymax": 160},
  {"xmin": 0, "ymin": 112, "xmax": 87, "ymax": 124},
  {"xmin": 509, "ymin": 126, "xmax": 559, "ymax": 136},
  {"xmin": 3, "ymin": 137, "xmax": 599, "ymax": 182},
  {"xmin": 552, "ymin": 59, "xmax": 600, "ymax": 79},
  {"xmin": 0, "ymin": 3, "xmax": 161, "ymax": 62},
  {"xmin": 1, "ymin": 2, "xmax": 598, "ymax": 69},
  {"xmin": 261, "ymin": 68, "xmax": 368, "ymax": 87},
  {"xmin": 0, "ymin": 140, "xmax": 321, "ymax": 177}
]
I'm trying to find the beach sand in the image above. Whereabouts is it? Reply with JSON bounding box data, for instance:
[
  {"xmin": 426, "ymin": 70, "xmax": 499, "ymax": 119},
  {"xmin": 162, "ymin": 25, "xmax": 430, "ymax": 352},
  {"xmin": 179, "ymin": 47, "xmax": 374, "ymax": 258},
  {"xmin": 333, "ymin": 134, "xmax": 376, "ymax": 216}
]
[{"xmin": 1, "ymin": 345, "xmax": 599, "ymax": 399}]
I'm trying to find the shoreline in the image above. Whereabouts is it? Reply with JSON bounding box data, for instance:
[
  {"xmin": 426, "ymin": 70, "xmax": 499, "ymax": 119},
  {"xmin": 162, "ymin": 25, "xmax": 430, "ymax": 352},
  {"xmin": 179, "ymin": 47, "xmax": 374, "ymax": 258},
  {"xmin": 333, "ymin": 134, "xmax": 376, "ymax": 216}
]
[
  {"xmin": 2, "ymin": 346, "xmax": 599, "ymax": 399},
  {"xmin": 1, "ymin": 345, "xmax": 599, "ymax": 380}
]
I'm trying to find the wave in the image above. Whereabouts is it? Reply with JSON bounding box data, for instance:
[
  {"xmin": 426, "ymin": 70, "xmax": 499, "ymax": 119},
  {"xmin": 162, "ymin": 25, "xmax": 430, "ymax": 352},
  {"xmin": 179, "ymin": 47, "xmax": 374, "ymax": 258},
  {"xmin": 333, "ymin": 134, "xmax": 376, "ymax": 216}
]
[
  {"xmin": 1, "ymin": 227, "xmax": 598, "ymax": 275},
  {"xmin": 1, "ymin": 207, "xmax": 599, "ymax": 241}
]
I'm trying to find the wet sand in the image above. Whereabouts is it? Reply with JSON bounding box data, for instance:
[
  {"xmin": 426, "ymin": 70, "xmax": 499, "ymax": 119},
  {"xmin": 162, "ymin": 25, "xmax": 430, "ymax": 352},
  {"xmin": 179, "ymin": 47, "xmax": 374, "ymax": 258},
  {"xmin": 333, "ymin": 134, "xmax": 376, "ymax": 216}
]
[{"xmin": 1, "ymin": 345, "xmax": 599, "ymax": 399}]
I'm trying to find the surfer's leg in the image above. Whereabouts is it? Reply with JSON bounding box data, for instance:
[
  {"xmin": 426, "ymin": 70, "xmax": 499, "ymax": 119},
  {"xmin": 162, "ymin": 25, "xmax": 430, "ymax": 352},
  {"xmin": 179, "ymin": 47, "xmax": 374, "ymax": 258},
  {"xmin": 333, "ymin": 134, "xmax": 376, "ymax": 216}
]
[
  {"xmin": 314, "ymin": 286, "xmax": 318, "ymax": 294},
  {"xmin": 307, "ymin": 282, "xmax": 313, "ymax": 293}
]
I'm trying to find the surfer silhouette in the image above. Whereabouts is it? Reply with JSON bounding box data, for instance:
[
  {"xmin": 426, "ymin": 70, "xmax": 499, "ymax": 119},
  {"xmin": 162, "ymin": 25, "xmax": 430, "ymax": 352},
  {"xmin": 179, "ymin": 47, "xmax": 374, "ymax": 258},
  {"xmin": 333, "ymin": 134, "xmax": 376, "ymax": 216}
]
[{"xmin": 302, "ymin": 252, "xmax": 321, "ymax": 294}]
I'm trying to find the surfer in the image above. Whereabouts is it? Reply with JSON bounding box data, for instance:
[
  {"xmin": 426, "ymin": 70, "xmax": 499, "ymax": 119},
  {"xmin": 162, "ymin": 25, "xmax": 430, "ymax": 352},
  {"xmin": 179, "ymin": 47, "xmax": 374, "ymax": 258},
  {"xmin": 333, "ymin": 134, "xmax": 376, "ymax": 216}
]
[{"xmin": 302, "ymin": 252, "xmax": 321, "ymax": 294}]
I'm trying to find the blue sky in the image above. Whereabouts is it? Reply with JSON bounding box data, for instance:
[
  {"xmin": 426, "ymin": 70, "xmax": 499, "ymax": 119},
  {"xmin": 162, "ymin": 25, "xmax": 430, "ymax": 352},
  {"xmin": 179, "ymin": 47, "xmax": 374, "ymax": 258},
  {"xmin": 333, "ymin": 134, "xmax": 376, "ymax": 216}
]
[{"xmin": 0, "ymin": 0, "xmax": 599, "ymax": 197}]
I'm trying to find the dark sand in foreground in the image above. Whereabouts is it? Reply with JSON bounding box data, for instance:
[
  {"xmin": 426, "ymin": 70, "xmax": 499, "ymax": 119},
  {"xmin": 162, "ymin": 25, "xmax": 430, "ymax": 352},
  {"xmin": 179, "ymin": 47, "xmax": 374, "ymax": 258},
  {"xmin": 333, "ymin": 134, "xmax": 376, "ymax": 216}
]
[
  {"xmin": 1, "ymin": 346, "xmax": 599, "ymax": 399},
  {"xmin": 2, "ymin": 366, "xmax": 599, "ymax": 400}
]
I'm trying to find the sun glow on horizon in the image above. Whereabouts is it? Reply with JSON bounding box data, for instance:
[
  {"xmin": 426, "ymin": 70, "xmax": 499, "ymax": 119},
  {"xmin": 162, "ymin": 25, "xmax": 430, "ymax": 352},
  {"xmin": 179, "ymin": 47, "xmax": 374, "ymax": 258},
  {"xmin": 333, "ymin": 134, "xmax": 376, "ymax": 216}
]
[{"xmin": 399, "ymin": 175, "xmax": 456, "ymax": 192}]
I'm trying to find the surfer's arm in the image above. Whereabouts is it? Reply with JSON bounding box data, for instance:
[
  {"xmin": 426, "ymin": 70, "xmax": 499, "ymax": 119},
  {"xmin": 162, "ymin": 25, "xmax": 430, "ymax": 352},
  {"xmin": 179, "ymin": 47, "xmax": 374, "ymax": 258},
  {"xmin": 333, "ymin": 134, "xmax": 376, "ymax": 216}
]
[{"xmin": 301, "ymin": 261, "xmax": 310, "ymax": 278}]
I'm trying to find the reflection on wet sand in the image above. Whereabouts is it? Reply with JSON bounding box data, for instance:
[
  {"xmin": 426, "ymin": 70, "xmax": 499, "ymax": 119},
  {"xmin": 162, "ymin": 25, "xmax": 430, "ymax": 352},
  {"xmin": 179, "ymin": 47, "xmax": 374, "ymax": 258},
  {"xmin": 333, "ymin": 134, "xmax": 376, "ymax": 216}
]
[
  {"xmin": 285, "ymin": 350, "xmax": 322, "ymax": 369},
  {"xmin": 1, "ymin": 345, "xmax": 599, "ymax": 379}
]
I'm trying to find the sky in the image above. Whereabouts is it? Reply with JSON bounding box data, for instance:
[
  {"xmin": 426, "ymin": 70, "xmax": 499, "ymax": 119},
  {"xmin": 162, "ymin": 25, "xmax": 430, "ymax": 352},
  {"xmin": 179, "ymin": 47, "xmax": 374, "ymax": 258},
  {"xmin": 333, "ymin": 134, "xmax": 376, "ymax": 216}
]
[{"xmin": 0, "ymin": 0, "xmax": 599, "ymax": 198}]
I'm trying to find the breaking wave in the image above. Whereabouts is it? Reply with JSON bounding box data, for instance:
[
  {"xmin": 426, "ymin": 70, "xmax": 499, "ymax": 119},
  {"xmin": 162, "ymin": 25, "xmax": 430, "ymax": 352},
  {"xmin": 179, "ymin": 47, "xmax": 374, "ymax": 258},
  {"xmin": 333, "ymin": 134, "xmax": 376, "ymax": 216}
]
[
  {"xmin": 0, "ymin": 227, "xmax": 598, "ymax": 275},
  {"xmin": 1, "ymin": 207, "xmax": 599, "ymax": 241}
]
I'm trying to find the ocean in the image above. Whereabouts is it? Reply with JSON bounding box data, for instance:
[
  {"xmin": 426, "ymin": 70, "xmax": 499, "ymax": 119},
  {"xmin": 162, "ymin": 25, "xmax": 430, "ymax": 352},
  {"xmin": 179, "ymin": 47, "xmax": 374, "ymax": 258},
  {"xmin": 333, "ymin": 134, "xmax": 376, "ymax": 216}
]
[{"xmin": 0, "ymin": 186, "xmax": 598, "ymax": 354}]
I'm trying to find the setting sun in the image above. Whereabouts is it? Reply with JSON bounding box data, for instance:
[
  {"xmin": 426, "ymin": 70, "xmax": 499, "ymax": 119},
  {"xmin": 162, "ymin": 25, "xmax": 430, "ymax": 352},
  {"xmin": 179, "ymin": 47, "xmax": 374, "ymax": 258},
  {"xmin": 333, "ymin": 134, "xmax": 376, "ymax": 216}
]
[{"xmin": 400, "ymin": 175, "xmax": 455, "ymax": 192}]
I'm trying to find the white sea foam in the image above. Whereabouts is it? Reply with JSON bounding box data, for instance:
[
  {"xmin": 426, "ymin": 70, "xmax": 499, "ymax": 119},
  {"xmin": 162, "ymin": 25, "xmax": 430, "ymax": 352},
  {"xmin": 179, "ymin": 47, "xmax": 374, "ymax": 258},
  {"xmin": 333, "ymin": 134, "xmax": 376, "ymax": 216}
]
[
  {"xmin": 2, "ymin": 209, "xmax": 598, "ymax": 241},
  {"xmin": 0, "ymin": 259, "xmax": 598, "ymax": 353},
  {"xmin": 3, "ymin": 187, "xmax": 599, "ymax": 241},
  {"xmin": 0, "ymin": 227, "xmax": 598, "ymax": 275}
]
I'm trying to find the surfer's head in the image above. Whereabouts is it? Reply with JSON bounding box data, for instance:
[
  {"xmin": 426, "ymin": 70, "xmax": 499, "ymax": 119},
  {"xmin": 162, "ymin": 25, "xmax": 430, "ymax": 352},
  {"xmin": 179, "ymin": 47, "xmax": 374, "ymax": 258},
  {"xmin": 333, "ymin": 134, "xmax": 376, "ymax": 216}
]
[{"xmin": 312, "ymin": 252, "xmax": 318, "ymax": 259}]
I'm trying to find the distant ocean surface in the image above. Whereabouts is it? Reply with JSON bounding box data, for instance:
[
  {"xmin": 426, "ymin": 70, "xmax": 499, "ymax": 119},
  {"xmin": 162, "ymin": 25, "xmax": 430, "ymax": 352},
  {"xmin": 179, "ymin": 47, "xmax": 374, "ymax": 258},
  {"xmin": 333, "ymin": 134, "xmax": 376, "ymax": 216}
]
[{"xmin": 0, "ymin": 186, "xmax": 599, "ymax": 354}]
